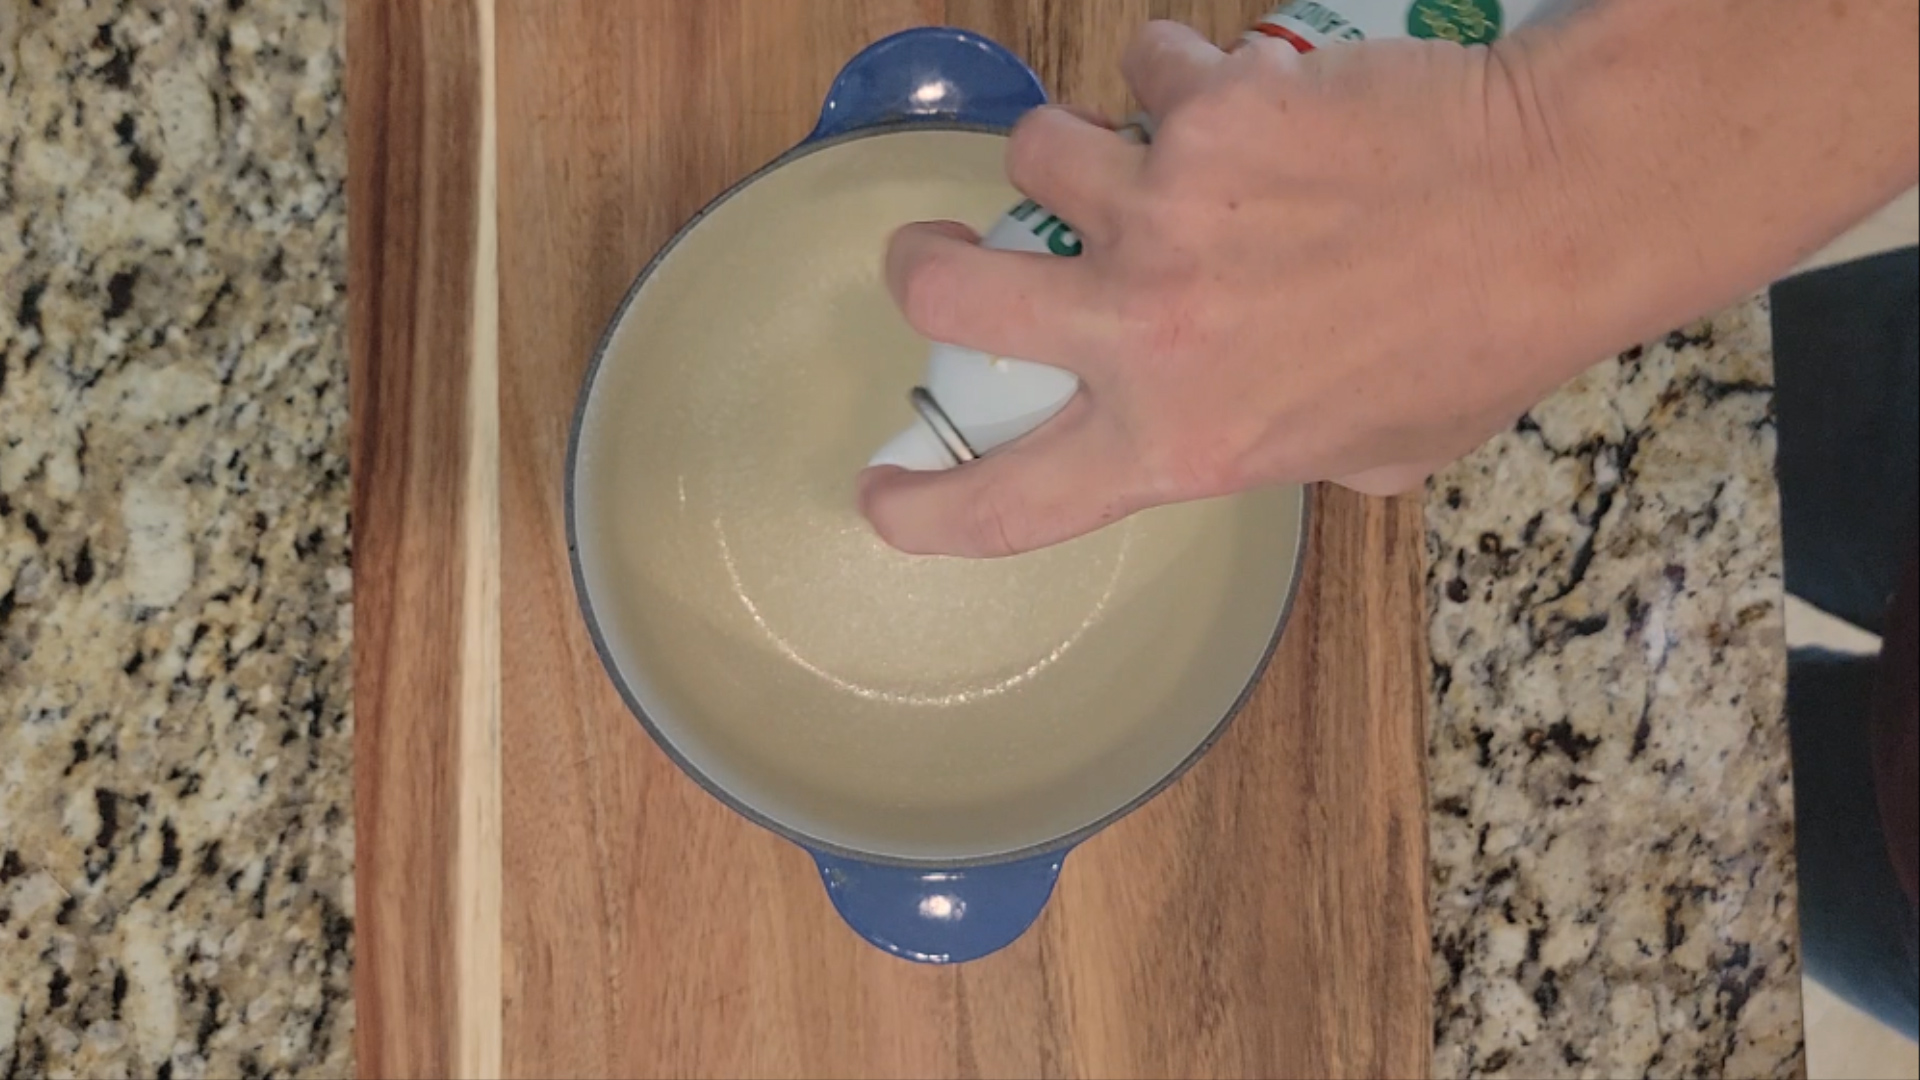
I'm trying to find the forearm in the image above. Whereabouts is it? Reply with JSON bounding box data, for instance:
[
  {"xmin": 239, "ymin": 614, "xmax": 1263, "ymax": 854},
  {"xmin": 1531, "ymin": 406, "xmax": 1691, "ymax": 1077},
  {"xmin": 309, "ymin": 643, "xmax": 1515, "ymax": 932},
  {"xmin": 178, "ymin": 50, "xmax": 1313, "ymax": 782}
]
[{"xmin": 1500, "ymin": 0, "xmax": 1919, "ymax": 351}]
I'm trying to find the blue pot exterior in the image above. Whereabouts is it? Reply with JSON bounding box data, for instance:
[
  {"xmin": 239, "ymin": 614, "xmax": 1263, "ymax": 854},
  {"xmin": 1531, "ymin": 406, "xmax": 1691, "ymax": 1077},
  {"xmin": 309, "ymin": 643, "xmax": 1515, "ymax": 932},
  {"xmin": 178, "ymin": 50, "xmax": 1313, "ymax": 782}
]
[
  {"xmin": 808, "ymin": 26, "xmax": 1047, "ymax": 141},
  {"xmin": 565, "ymin": 27, "xmax": 1303, "ymax": 967}
]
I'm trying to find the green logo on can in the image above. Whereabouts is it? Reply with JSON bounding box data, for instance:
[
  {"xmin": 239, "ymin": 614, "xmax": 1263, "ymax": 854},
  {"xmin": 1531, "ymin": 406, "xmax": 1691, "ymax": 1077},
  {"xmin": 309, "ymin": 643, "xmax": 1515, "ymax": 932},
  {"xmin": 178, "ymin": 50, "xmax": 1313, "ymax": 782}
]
[
  {"xmin": 1008, "ymin": 198, "xmax": 1084, "ymax": 257},
  {"xmin": 1406, "ymin": 0, "xmax": 1503, "ymax": 44}
]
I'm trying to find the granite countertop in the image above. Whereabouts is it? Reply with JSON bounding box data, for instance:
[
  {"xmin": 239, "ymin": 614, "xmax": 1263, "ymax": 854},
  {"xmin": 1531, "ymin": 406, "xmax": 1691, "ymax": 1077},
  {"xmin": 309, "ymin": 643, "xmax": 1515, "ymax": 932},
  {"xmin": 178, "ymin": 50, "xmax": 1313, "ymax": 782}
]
[
  {"xmin": 1428, "ymin": 303, "xmax": 1803, "ymax": 1079},
  {"xmin": 0, "ymin": 3, "xmax": 1801, "ymax": 1079},
  {"xmin": 0, "ymin": 1, "xmax": 351, "ymax": 1078}
]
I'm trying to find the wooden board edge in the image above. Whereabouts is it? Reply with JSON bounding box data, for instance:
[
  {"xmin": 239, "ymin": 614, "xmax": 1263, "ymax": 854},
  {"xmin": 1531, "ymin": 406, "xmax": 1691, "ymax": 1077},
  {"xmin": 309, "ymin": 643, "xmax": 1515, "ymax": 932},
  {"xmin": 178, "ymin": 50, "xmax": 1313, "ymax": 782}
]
[
  {"xmin": 347, "ymin": 0, "xmax": 501, "ymax": 1075},
  {"xmin": 458, "ymin": 0, "xmax": 504, "ymax": 1074},
  {"xmin": 1396, "ymin": 488, "xmax": 1437, "ymax": 1076}
]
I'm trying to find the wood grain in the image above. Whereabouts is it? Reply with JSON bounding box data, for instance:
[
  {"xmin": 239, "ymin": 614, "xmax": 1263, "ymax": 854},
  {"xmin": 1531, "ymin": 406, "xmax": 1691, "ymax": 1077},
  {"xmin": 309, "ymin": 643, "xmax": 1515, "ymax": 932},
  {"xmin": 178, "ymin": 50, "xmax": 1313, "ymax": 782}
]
[
  {"xmin": 348, "ymin": 1, "xmax": 500, "ymax": 1076},
  {"xmin": 489, "ymin": 3, "xmax": 1432, "ymax": 1078}
]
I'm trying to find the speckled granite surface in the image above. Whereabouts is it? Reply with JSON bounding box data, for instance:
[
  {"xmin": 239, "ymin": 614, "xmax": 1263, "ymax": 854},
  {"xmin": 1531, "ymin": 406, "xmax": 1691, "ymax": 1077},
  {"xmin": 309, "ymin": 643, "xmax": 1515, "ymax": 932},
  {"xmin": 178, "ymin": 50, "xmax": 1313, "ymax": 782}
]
[
  {"xmin": 0, "ymin": 1, "xmax": 350, "ymax": 1078},
  {"xmin": 1429, "ymin": 298, "xmax": 1803, "ymax": 1079}
]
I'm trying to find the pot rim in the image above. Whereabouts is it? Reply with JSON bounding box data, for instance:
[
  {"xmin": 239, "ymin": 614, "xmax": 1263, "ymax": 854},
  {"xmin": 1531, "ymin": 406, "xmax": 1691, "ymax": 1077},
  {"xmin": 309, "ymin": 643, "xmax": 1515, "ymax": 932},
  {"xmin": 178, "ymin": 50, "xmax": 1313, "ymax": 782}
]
[{"xmin": 563, "ymin": 119, "xmax": 1314, "ymax": 869}]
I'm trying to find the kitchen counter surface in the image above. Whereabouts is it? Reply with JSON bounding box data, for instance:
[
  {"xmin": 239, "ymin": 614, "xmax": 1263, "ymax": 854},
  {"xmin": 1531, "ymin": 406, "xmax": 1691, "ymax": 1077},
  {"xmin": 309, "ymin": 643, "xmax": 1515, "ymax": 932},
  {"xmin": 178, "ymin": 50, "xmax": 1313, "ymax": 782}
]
[
  {"xmin": 2, "ymin": 2, "xmax": 1807, "ymax": 1078},
  {"xmin": 1428, "ymin": 301, "xmax": 1803, "ymax": 1079},
  {"xmin": 0, "ymin": 1, "xmax": 351, "ymax": 1078}
]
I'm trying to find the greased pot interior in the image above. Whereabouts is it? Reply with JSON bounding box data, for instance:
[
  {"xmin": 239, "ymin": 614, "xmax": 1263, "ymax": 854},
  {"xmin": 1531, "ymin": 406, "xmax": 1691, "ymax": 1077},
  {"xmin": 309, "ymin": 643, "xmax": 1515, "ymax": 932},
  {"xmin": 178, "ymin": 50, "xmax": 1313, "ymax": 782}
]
[{"xmin": 568, "ymin": 126, "xmax": 1305, "ymax": 864}]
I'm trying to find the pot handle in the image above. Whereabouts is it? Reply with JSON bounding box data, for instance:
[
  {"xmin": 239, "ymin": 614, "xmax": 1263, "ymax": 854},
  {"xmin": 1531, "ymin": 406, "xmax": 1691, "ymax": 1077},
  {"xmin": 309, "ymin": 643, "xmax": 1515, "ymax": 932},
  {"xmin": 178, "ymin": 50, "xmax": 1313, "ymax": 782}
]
[
  {"xmin": 811, "ymin": 849, "xmax": 1067, "ymax": 964},
  {"xmin": 807, "ymin": 26, "xmax": 1047, "ymax": 143}
]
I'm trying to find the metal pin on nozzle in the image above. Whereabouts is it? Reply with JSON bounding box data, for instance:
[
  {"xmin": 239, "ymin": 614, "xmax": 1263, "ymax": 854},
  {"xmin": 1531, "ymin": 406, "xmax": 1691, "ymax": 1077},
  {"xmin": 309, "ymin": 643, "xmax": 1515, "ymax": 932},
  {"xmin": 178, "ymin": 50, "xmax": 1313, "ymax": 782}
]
[{"xmin": 908, "ymin": 386, "xmax": 979, "ymax": 465}]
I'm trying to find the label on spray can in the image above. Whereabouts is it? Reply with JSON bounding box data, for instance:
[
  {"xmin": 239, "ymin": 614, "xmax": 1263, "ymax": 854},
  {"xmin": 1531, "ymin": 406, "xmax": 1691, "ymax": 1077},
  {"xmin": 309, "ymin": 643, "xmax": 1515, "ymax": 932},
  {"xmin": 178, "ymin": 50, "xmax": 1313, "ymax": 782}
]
[
  {"xmin": 1247, "ymin": 0, "xmax": 1507, "ymax": 51},
  {"xmin": 993, "ymin": 198, "xmax": 1085, "ymax": 258}
]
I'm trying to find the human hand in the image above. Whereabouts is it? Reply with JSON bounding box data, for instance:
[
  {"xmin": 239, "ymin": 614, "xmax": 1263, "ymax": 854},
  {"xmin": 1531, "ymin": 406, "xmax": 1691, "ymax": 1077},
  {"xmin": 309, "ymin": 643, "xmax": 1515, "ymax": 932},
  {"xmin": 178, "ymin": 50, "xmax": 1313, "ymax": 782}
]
[{"xmin": 857, "ymin": 21, "xmax": 1686, "ymax": 557}]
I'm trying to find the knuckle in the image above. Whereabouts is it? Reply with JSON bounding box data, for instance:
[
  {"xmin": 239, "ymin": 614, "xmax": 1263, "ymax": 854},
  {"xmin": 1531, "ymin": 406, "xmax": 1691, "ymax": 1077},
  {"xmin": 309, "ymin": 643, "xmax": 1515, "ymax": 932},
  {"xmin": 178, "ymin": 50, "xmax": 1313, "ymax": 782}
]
[
  {"xmin": 1004, "ymin": 112, "xmax": 1056, "ymax": 192},
  {"xmin": 1144, "ymin": 432, "xmax": 1247, "ymax": 500},
  {"xmin": 1145, "ymin": 302, "xmax": 1197, "ymax": 359},
  {"xmin": 897, "ymin": 251, "xmax": 964, "ymax": 339},
  {"xmin": 1127, "ymin": 157, "xmax": 1206, "ymax": 228},
  {"xmin": 1123, "ymin": 21, "xmax": 1175, "ymax": 73},
  {"xmin": 1138, "ymin": 21, "xmax": 1199, "ymax": 73},
  {"xmin": 1109, "ymin": 291, "xmax": 1173, "ymax": 361},
  {"xmin": 1182, "ymin": 64, "xmax": 1287, "ymax": 141},
  {"xmin": 1124, "ymin": 179, "xmax": 1182, "ymax": 229},
  {"xmin": 1113, "ymin": 279, "xmax": 1203, "ymax": 360},
  {"xmin": 1161, "ymin": 87, "xmax": 1235, "ymax": 145},
  {"xmin": 1135, "ymin": 19, "xmax": 1183, "ymax": 47},
  {"xmin": 1106, "ymin": 179, "xmax": 1154, "ymax": 226},
  {"xmin": 969, "ymin": 484, "xmax": 1034, "ymax": 557}
]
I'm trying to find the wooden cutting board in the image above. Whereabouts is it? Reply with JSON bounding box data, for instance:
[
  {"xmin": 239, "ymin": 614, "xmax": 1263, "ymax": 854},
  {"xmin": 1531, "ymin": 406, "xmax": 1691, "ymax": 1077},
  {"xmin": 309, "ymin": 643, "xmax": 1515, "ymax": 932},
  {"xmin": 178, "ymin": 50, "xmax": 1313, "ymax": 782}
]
[{"xmin": 350, "ymin": 1, "xmax": 1431, "ymax": 1077}]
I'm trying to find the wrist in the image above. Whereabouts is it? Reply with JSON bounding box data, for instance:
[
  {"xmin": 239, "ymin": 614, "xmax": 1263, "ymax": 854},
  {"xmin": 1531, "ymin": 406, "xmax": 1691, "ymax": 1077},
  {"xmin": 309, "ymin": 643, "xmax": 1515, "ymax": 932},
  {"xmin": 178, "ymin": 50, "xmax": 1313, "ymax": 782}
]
[
  {"xmin": 1463, "ymin": 28, "xmax": 1675, "ymax": 385},
  {"xmin": 1501, "ymin": 0, "xmax": 1919, "ymax": 351}
]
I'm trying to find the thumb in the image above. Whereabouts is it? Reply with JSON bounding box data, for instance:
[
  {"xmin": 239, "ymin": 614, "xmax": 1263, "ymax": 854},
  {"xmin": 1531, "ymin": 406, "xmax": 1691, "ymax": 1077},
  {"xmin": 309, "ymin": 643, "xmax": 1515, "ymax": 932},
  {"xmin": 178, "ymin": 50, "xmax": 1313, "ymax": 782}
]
[{"xmin": 858, "ymin": 396, "xmax": 1141, "ymax": 558}]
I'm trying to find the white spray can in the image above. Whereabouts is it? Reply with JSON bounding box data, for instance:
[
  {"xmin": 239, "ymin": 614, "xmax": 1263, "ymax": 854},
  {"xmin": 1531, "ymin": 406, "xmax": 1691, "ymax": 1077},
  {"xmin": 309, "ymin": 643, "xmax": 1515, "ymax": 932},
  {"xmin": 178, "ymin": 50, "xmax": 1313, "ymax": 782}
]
[{"xmin": 869, "ymin": 0, "xmax": 1547, "ymax": 472}]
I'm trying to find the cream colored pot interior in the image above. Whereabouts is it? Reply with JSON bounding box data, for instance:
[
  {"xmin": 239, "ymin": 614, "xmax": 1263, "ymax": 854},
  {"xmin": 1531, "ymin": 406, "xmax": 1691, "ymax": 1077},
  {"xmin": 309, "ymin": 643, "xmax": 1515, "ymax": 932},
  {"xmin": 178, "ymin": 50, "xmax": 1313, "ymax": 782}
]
[{"xmin": 572, "ymin": 128, "xmax": 1304, "ymax": 862}]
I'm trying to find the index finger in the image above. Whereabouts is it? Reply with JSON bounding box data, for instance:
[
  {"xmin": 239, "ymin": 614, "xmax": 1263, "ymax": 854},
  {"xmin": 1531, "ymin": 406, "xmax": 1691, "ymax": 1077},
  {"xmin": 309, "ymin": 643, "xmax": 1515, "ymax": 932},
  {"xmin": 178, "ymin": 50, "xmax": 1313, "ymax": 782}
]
[{"xmin": 886, "ymin": 221, "xmax": 1109, "ymax": 369}]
